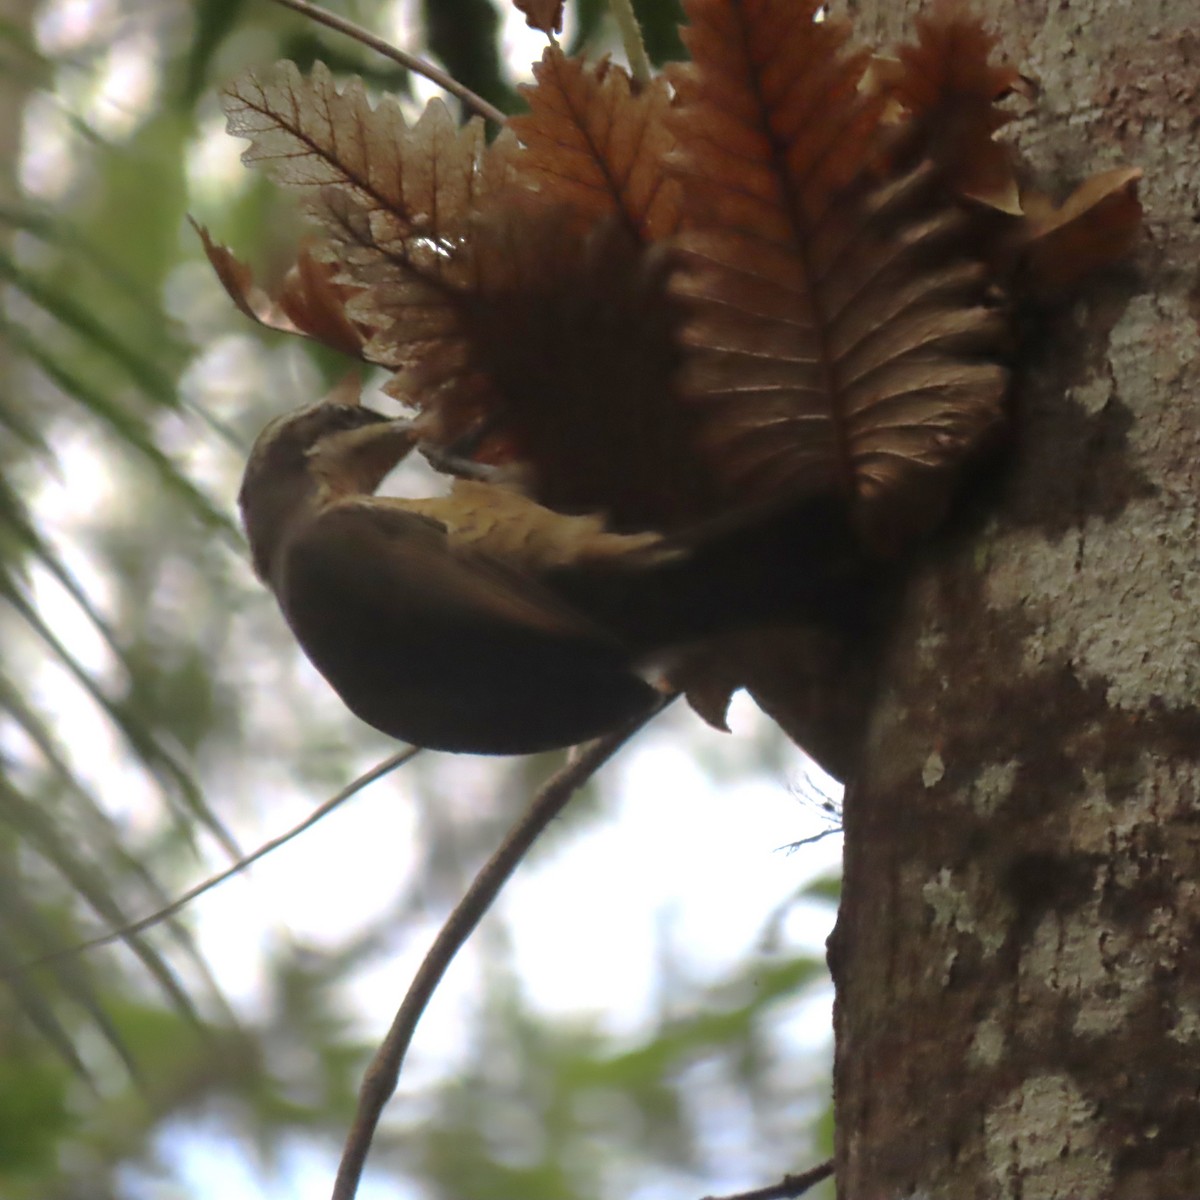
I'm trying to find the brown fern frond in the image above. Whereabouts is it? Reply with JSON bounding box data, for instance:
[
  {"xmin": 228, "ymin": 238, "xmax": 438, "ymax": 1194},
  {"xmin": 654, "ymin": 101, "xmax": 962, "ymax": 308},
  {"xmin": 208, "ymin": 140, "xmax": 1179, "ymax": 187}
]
[
  {"xmin": 880, "ymin": 9, "xmax": 1023, "ymax": 214},
  {"xmin": 508, "ymin": 48, "xmax": 680, "ymax": 240},
  {"xmin": 259, "ymin": 52, "xmax": 706, "ymax": 530},
  {"xmin": 312, "ymin": 181, "xmax": 702, "ymax": 527},
  {"xmin": 666, "ymin": 0, "xmax": 1008, "ymax": 553},
  {"xmin": 318, "ymin": 187, "xmax": 470, "ymax": 369},
  {"xmin": 217, "ymin": 16, "xmax": 1134, "ymax": 554},
  {"xmin": 221, "ymin": 60, "xmax": 528, "ymax": 401},
  {"xmin": 352, "ymin": 195, "xmax": 710, "ymax": 528},
  {"xmin": 222, "ymin": 61, "xmax": 502, "ymax": 246}
]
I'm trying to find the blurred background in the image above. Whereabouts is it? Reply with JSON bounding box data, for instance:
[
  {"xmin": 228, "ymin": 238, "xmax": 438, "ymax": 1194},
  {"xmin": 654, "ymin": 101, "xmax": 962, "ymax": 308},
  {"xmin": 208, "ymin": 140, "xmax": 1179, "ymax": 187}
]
[{"xmin": 0, "ymin": 1, "xmax": 843, "ymax": 1196}]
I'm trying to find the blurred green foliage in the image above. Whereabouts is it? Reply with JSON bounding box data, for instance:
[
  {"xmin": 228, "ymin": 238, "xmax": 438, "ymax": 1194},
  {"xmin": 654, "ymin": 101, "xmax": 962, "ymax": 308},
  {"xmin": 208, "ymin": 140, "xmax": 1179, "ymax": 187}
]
[{"xmin": 0, "ymin": 1, "xmax": 837, "ymax": 1196}]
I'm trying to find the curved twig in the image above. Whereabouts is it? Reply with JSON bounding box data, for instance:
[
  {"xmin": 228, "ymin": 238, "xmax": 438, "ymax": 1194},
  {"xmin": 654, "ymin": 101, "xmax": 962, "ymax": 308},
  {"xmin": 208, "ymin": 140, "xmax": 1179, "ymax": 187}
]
[
  {"xmin": 266, "ymin": 0, "xmax": 508, "ymax": 126},
  {"xmin": 331, "ymin": 702, "xmax": 668, "ymax": 1200},
  {"xmin": 29, "ymin": 748, "xmax": 420, "ymax": 965}
]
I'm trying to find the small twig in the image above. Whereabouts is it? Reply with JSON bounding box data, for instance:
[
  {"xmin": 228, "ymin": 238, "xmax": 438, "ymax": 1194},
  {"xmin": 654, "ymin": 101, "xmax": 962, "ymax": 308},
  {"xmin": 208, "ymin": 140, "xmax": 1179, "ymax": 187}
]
[
  {"xmin": 265, "ymin": 0, "xmax": 508, "ymax": 126},
  {"xmin": 777, "ymin": 826, "xmax": 843, "ymax": 854},
  {"xmin": 702, "ymin": 1161, "xmax": 836, "ymax": 1200},
  {"xmin": 28, "ymin": 748, "xmax": 420, "ymax": 966},
  {"xmin": 608, "ymin": 0, "xmax": 653, "ymax": 86},
  {"xmin": 330, "ymin": 703, "xmax": 667, "ymax": 1200}
]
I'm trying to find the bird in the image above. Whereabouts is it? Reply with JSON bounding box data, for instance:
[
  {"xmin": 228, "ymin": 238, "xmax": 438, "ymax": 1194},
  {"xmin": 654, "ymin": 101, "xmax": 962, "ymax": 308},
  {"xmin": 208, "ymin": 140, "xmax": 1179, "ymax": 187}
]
[{"xmin": 238, "ymin": 386, "xmax": 866, "ymax": 754}]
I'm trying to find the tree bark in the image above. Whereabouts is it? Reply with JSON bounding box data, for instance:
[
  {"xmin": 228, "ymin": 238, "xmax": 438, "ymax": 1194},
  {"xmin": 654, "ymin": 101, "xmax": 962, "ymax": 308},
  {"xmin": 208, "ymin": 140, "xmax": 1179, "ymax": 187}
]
[{"xmin": 829, "ymin": 1, "xmax": 1200, "ymax": 1196}]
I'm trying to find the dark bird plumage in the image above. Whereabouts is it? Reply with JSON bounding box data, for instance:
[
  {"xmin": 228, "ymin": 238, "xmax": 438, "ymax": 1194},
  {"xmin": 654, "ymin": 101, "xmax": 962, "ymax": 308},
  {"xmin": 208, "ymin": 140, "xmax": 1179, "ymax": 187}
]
[
  {"xmin": 239, "ymin": 397, "xmax": 663, "ymax": 753},
  {"xmin": 239, "ymin": 393, "xmax": 866, "ymax": 754}
]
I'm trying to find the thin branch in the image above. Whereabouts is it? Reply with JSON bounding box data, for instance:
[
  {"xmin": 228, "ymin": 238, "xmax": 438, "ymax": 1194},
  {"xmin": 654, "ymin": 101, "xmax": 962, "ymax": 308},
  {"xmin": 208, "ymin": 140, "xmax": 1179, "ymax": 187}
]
[
  {"xmin": 778, "ymin": 826, "xmax": 843, "ymax": 854},
  {"xmin": 265, "ymin": 0, "xmax": 508, "ymax": 126},
  {"xmin": 29, "ymin": 748, "xmax": 420, "ymax": 965},
  {"xmin": 330, "ymin": 701, "xmax": 668, "ymax": 1200},
  {"xmin": 702, "ymin": 1161, "xmax": 836, "ymax": 1200}
]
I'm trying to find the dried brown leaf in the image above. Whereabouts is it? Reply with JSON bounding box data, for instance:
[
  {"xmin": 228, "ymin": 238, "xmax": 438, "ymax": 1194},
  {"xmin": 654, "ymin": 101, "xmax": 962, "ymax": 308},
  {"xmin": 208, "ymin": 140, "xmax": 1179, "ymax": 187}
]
[
  {"xmin": 193, "ymin": 221, "xmax": 369, "ymax": 357},
  {"xmin": 355, "ymin": 198, "xmax": 712, "ymax": 529},
  {"xmin": 672, "ymin": 625, "xmax": 876, "ymax": 781},
  {"xmin": 311, "ymin": 178, "xmax": 481, "ymax": 377},
  {"xmin": 882, "ymin": 9, "xmax": 1023, "ymax": 214},
  {"xmin": 210, "ymin": 4, "xmax": 1145, "ymax": 772},
  {"xmin": 508, "ymin": 47, "xmax": 681, "ymax": 240},
  {"xmin": 194, "ymin": 221, "xmax": 273, "ymax": 326},
  {"xmin": 666, "ymin": 0, "xmax": 1008, "ymax": 554},
  {"xmin": 222, "ymin": 61, "xmax": 502, "ymax": 245},
  {"xmin": 512, "ymin": 0, "xmax": 564, "ymax": 35},
  {"xmin": 221, "ymin": 59, "xmax": 530, "ymax": 413},
  {"xmin": 1020, "ymin": 167, "xmax": 1143, "ymax": 300},
  {"xmin": 670, "ymin": 645, "xmax": 737, "ymax": 732},
  {"xmin": 277, "ymin": 249, "xmax": 373, "ymax": 357}
]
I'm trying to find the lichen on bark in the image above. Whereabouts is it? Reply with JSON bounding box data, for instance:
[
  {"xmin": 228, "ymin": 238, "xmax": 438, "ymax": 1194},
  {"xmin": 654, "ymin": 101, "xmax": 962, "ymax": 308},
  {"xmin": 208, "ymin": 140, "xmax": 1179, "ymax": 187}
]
[{"xmin": 829, "ymin": 2, "xmax": 1200, "ymax": 1196}]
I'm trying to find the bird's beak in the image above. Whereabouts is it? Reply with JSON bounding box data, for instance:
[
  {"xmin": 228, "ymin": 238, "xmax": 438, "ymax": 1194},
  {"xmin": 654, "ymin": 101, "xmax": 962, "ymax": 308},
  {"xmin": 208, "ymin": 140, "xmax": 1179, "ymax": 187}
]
[{"xmin": 308, "ymin": 417, "xmax": 419, "ymax": 495}]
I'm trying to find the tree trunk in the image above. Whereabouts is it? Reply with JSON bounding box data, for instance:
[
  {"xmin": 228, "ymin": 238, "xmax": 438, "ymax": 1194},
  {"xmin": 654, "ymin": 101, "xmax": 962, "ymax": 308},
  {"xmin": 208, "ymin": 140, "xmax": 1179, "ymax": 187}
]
[{"xmin": 829, "ymin": 1, "xmax": 1200, "ymax": 1196}]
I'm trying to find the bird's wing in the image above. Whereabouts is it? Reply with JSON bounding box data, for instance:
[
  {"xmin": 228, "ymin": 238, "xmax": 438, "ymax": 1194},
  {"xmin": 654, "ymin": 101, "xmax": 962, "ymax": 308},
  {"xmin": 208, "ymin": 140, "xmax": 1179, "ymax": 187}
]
[
  {"xmin": 282, "ymin": 495, "xmax": 621, "ymax": 646},
  {"xmin": 374, "ymin": 484, "xmax": 676, "ymax": 572}
]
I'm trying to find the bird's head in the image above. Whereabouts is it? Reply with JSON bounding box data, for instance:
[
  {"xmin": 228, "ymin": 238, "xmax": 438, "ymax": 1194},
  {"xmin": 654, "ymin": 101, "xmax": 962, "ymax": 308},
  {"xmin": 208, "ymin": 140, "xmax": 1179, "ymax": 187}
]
[{"xmin": 239, "ymin": 386, "xmax": 417, "ymax": 580}]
